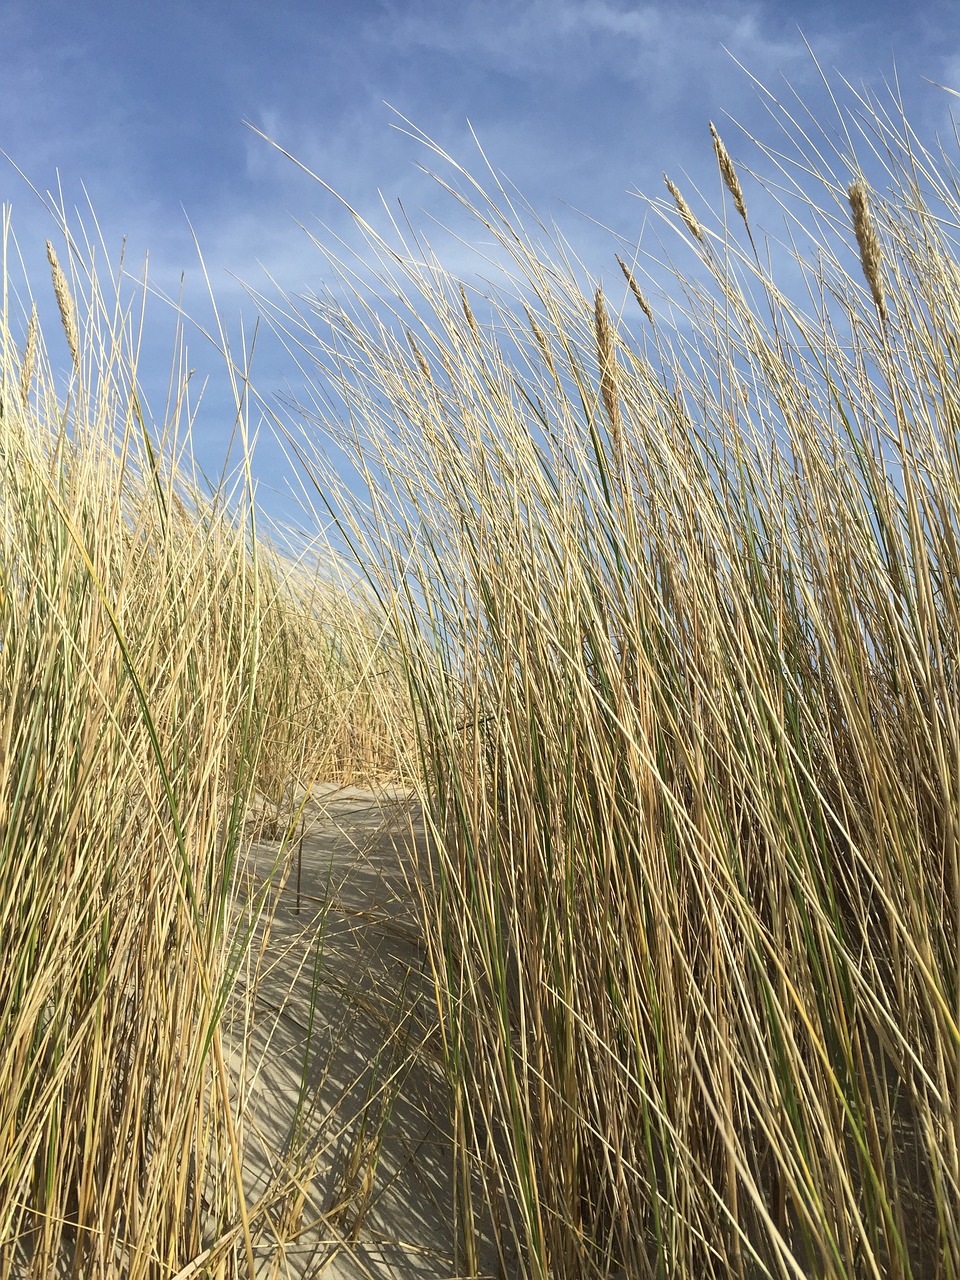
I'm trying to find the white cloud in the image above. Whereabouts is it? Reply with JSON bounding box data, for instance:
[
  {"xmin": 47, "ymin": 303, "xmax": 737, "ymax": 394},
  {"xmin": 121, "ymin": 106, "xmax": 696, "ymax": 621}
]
[
  {"xmin": 4, "ymin": 0, "xmax": 956, "ymax": 524},
  {"xmin": 369, "ymin": 0, "xmax": 813, "ymax": 83},
  {"xmin": 550, "ymin": 0, "xmax": 663, "ymax": 40}
]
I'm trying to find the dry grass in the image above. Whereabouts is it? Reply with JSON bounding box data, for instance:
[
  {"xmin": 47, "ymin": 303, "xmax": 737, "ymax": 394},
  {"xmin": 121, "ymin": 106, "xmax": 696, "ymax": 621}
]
[
  {"xmin": 0, "ymin": 208, "xmax": 413, "ymax": 1276},
  {"xmin": 276, "ymin": 81, "xmax": 960, "ymax": 1280},
  {"xmin": 5, "ymin": 72, "xmax": 960, "ymax": 1280}
]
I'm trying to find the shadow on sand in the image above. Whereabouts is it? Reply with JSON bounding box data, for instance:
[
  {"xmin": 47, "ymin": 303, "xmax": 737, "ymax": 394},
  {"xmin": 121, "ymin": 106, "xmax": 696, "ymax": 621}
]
[{"xmin": 229, "ymin": 785, "xmax": 505, "ymax": 1279}]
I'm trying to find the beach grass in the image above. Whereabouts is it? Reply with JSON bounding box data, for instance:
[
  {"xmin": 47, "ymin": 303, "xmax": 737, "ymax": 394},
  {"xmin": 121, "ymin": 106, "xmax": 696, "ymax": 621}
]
[
  {"xmin": 0, "ymin": 213, "xmax": 412, "ymax": 1275},
  {"xmin": 2, "ymin": 76, "xmax": 960, "ymax": 1280},
  {"xmin": 278, "ymin": 85, "xmax": 960, "ymax": 1279}
]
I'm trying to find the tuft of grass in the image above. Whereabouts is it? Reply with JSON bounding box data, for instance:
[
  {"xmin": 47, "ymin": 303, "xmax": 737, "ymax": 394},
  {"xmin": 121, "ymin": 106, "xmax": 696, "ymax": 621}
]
[
  {"xmin": 277, "ymin": 78, "xmax": 960, "ymax": 1280},
  {"xmin": 0, "ymin": 206, "xmax": 413, "ymax": 1276}
]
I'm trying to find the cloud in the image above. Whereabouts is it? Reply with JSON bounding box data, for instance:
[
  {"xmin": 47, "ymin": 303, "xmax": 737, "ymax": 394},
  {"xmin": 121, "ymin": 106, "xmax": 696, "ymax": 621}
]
[
  {"xmin": 4, "ymin": 0, "xmax": 959, "ymax": 523},
  {"xmin": 558, "ymin": 0, "xmax": 661, "ymax": 38},
  {"xmin": 368, "ymin": 0, "xmax": 814, "ymax": 86}
]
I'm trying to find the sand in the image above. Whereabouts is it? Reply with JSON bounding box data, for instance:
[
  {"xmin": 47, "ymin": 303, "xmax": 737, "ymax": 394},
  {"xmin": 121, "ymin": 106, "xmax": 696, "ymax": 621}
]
[{"xmin": 226, "ymin": 785, "xmax": 501, "ymax": 1279}]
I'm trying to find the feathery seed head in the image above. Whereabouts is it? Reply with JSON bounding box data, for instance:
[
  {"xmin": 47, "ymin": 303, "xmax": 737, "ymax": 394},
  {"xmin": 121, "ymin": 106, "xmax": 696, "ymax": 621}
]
[
  {"xmin": 709, "ymin": 121, "xmax": 748, "ymax": 224},
  {"xmin": 616, "ymin": 255, "xmax": 655, "ymax": 326},
  {"xmin": 526, "ymin": 306, "xmax": 557, "ymax": 382},
  {"xmin": 848, "ymin": 180, "xmax": 888, "ymax": 324},
  {"xmin": 407, "ymin": 331, "xmax": 432, "ymax": 381},
  {"xmin": 20, "ymin": 306, "xmax": 37, "ymax": 409},
  {"xmin": 664, "ymin": 175, "xmax": 704, "ymax": 243},
  {"xmin": 46, "ymin": 240, "xmax": 80, "ymax": 373},
  {"xmin": 594, "ymin": 286, "xmax": 622, "ymax": 446},
  {"xmin": 459, "ymin": 284, "xmax": 480, "ymax": 341}
]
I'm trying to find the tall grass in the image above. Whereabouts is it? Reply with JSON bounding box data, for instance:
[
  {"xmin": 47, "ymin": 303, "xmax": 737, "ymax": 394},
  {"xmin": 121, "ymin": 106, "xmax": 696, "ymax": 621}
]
[
  {"xmin": 0, "ymin": 210, "xmax": 411, "ymax": 1275},
  {"xmin": 279, "ymin": 87, "xmax": 960, "ymax": 1278},
  {"xmin": 5, "ymin": 77, "xmax": 959, "ymax": 1280}
]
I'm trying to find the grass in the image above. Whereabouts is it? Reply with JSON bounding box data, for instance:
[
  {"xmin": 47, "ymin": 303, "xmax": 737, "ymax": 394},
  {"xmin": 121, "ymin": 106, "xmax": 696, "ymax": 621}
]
[
  {"xmin": 2, "ymin": 73, "xmax": 960, "ymax": 1279},
  {"xmin": 274, "ymin": 82, "xmax": 960, "ymax": 1279},
  {"xmin": 0, "ymin": 210, "xmax": 413, "ymax": 1275}
]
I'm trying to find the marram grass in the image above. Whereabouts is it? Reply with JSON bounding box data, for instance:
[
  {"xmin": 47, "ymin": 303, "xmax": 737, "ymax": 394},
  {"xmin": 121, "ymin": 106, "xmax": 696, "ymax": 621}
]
[
  {"xmin": 277, "ymin": 83, "xmax": 960, "ymax": 1279},
  {"xmin": 3, "ymin": 77, "xmax": 960, "ymax": 1280},
  {"xmin": 0, "ymin": 210, "xmax": 412, "ymax": 1275}
]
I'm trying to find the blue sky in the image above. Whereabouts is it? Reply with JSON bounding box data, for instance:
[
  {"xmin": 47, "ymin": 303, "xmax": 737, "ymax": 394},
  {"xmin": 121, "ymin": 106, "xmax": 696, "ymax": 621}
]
[{"xmin": 4, "ymin": 0, "xmax": 960, "ymax": 527}]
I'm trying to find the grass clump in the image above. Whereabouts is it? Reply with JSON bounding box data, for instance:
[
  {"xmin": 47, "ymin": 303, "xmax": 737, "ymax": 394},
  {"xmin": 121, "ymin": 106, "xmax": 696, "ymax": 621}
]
[
  {"xmin": 0, "ymin": 209, "xmax": 411, "ymax": 1276},
  {"xmin": 5, "ymin": 72, "xmax": 960, "ymax": 1280},
  {"xmin": 277, "ymin": 83, "xmax": 960, "ymax": 1279}
]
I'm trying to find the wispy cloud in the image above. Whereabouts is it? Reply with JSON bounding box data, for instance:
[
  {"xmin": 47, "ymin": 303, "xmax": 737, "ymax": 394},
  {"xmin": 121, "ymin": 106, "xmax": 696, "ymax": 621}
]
[
  {"xmin": 369, "ymin": 0, "xmax": 814, "ymax": 85},
  {"xmin": 3, "ymin": 0, "xmax": 960, "ymax": 516}
]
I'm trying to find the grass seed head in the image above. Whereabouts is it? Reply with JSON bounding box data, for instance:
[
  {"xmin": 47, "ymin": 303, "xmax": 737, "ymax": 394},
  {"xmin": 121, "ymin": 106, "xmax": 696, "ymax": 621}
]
[
  {"xmin": 46, "ymin": 240, "xmax": 80, "ymax": 373},
  {"xmin": 848, "ymin": 180, "xmax": 888, "ymax": 324},
  {"xmin": 20, "ymin": 305, "xmax": 37, "ymax": 409},
  {"xmin": 406, "ymin": 330, "xmax": 432, "ymax": 381},
  {"xmin": 664, "ymin": 175, "xmax": 704, "ymax": 242},
  {"xmin": 709, "ymin": 121, "xmax": 749, "ymax": 225},
  {"xmin": 616, "ymin": 255, "xmax": 655, "ymax": 326},
  {"xmin": 459, "ymin": 283, "xmax": 480, "ymax": 340},
  {"xmin": 594, "ymin": 285, "xmax": 623, "ymax": 446},
  {"xmin": 526, "ymin": 305, "xmax": 558, "ymax": 382}
]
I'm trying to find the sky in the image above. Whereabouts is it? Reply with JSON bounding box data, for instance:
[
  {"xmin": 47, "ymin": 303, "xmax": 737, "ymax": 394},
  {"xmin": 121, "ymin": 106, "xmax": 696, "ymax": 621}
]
[{"xmin": 4, "ymin": 0, "xmax": 960, "ymax": 531}]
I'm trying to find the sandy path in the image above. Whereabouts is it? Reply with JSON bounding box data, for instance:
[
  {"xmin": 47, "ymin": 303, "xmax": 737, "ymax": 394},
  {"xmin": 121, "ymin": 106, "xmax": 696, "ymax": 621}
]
[{"xmin": 226, "ymin": 786, "xmax": 499, "ymax": 1279}]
